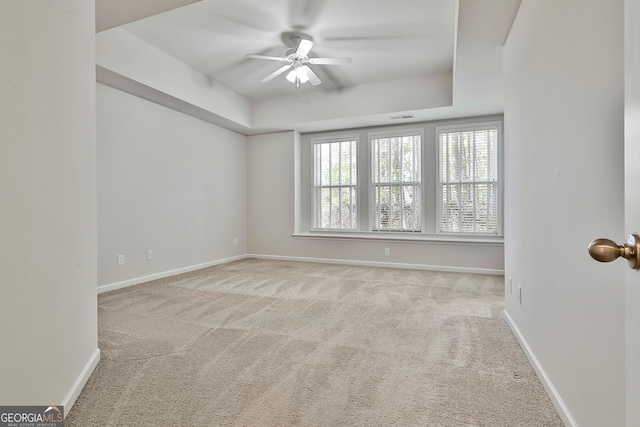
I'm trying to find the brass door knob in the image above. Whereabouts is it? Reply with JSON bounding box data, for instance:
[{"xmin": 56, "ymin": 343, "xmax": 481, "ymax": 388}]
[{"xmin": 588, "ymin": 233, "xmax": 640, "ymax": 269}]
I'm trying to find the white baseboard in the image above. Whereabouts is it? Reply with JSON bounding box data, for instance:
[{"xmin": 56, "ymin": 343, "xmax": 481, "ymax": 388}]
[
  {"xmin": 247, "ymin": 254, "xmax": 504, "ymax": 275},
  {"xmin": 503, "ymin": 310, "xmax": 577, "ymax": 427},
  {"xmin": 98, "ymin": 253, "xmax": 503, "ymax": 295},
  {"xmin": 62, "ymin": 347, "xmax": 100, "ymax": 418},
  {"xmin": 98, "ymin": 255, "xmax": 247, "ymax": 294}
]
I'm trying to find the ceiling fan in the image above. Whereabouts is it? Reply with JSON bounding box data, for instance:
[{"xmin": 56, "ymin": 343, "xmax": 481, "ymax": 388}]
[{"xmin": 245, "ymin": 32, "xmax": 352, "ymax": 89}]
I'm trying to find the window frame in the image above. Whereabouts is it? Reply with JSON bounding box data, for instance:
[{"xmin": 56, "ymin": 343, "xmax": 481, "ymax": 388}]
[
  {"xmin": 368, "ymin": 128, "xmax": 424, "ymax": 233},
  {"xmin": 435, "ymin": 121, "xmax": 503, "ymax": 236},
  {"xmin": 311, "ymin": 134, "xmax": 359, "ymax": 231},
  {"xmin": 299, "ymin": 118, "xmax": 504, "ymax": 244}
]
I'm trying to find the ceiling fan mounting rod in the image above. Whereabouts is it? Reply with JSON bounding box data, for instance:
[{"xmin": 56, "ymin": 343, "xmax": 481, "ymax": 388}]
[{"xmin": 280, "ymin": 30, "xmax": 314, "ymax": 48}]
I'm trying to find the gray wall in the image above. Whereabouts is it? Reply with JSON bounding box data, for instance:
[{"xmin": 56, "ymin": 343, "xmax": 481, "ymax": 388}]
[
  {"xmin": 298, "ymin": 116, "xmax": 503, "ymax": 234},
  {"xmin": 97, "ymin": 84, "xmax": 248, "ymax": 290},
  {"xmin": 0, "ymin": 0, "xmax": 99, "ymax": 410},
  {"xmin": 504, "ymin": 0, "xmax": 624, "ymax": 425},
  {"xmin": 247, "ymin": 128, "xmax": 504, "ymax": 273}
]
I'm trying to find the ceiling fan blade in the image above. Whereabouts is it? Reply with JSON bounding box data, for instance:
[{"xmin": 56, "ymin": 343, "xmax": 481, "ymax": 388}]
[
  {"xmin": 308, "ymin": 57, "xmax": 352, "ymax": 65},
  {"xmin": 261, "ymin": 64, "xmax": 292, "ymax": 82},
  {"xmin": 245, "ymin": 54, "xmax": 287, "ymax": 62},
  {"xmin": 301, "ymin": 65, "xmax": 321, "ymax": 86},
  {"xmin": 296, "ymin": 39, "xmax": 314, "ymax": 57}
]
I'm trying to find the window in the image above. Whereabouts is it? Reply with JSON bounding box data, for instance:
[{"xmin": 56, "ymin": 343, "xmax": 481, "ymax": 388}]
[
  {"xmin": 301, "ymin": 118, "xmax": 502, "ymax": 240},
  {"xmin": 371, "ymin": 132, "xmax": 421, "ymax": 231},
  {"xmin": 313, "ymin": 137, "xmax": 357, "ymax": 230},
  {"xmin": 438, "ymin": 124, "xmax": 500, "ymax": 235}
]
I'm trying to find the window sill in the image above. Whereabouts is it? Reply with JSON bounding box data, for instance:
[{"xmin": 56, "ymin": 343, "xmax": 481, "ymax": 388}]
[{"xmin": 292, "ymin": 231, "xmax": 504, "ymax": 246}]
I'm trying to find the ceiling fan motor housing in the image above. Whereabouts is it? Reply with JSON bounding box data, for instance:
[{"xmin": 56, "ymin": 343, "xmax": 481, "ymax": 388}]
[
  {"xmin": 280, "ymin": 30, "xmax": 314, "ymax": 48},
  {"xmin": 246, "ymin": 31, "xmax": 351, "ymax": 87}
]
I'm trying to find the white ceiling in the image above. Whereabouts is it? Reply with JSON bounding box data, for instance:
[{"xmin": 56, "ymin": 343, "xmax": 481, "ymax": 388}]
[
  {"xmin": 121, "ymin": 0, "xmax": 456, "ymax": 100},
  {"xmin": 96, "ymin": 0, "xmax": 201, "ymax": 32},
  {"xmin": 95, "ymin": 0, "xmax": 522, "ymax": 134}
]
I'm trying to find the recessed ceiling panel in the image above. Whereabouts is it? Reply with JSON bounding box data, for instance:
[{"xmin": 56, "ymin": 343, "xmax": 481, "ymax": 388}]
[{"xmin": 121, "ymin": 0, "xmax": 456, "ymax": 100}]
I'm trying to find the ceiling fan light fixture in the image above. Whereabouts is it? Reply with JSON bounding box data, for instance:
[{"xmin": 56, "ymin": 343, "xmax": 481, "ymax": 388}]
[
  {"xmin": 246, "ymin": 37, "xmax": 350, "ymax": 88},
  {"xmin": 285, "ymin": 69, "xmax": 296, "ymax": 83},
  {"xmin": 296, "ymin": 67, "xmax": 310, "ymax": 83},
  {"xmin": 285, "ymin": 70, "xmax": 296, "ymax": 83},
  {"xmin": 286, "ymin": 66, "xmax": 310, "ymax": 84}
]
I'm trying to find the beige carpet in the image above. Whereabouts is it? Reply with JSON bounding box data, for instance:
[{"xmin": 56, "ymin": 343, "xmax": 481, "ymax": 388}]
[{"xmin": 66, "ymin": 259, "xmax": 563, "ymax": 426}]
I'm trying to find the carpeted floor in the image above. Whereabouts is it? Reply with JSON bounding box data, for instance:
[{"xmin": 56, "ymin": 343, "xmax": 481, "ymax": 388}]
[{"xmin": 66, "ymin": 259, "xmax": 563, "ymax": 426}]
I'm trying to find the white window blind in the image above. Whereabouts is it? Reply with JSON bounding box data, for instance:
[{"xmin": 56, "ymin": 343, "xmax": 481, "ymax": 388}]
[
  {"xmin": 438, "ymin": 126, "xmax": 499, "ymax": 234},
  {"xmin": 371, "ymin": 133, "xmax": 421, "ymax": 232},
  {"xmin": 313, "ymin": 138, "xmax": 357, "ymax": 230}
]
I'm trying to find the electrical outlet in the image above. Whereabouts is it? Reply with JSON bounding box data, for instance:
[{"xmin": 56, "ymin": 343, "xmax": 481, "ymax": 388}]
[
  {"xmin": 384, "ymin": 248, "xmax": 390, "ymax": 256},
  {"xmin": 518, "ymin": 285, "xmax": 522, "ymax": 305},
  {"xmin": 147, "ymin": 250, "xmax": 153, "ymax": 260},
  {"xmin": 117, "ymin": 254, "xmax": 125, "ymax": 266},
  {"xmin": 234, "ymin": 238, "xmax": 238, "ymax": 246}
]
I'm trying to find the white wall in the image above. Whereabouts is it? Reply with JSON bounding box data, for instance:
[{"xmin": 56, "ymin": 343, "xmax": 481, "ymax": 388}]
[
  {"xmin": 247, "ymin": 130, "xmax": 504, "ymax": 273},
  {"xmin": 97, "ymin": 84, "xmax": 247, "ymax": 290},
  {"xmin": 0, "ymin": 0, "xmax": 99, "ymax": 410},
  {"xmin": 252, "ymin": 73, "xmax": 453, "ymax": 131},
  {"xmin": 97, "ymin": 28, "xmax": 252, "ymax": 129},
  {"xmin": 504, "ymin": 1, "xmax": 624, "ymax": 425}
]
